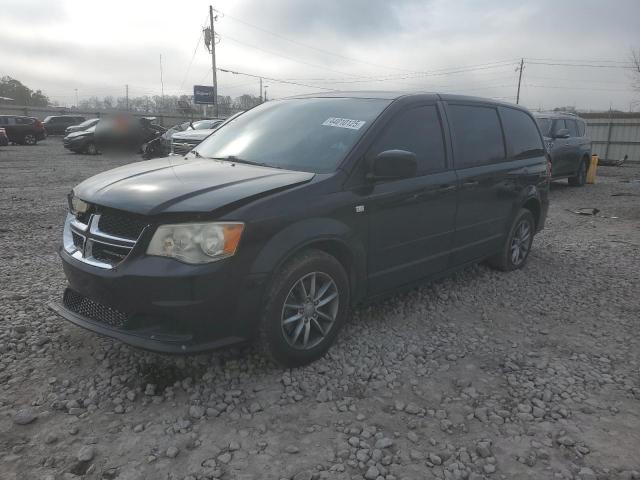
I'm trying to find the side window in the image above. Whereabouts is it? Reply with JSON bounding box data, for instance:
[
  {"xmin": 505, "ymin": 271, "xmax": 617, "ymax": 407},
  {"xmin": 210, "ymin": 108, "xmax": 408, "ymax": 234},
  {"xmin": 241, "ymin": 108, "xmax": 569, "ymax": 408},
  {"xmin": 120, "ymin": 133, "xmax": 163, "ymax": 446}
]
[
  {"xmin": 0, "ymin": 117, "xmax": 7, "ymax": 125},
  {"xmin": 447, "ymin": 104, "xmax": 505, "ymax": 167},
  {"xmin": 577, "ymin": 120, "xmax": 586, "ymax": 137},
  {"xmin": 566, "ymin": 119, "xmax": 579, "ymax": 137},
  {"xmin": 15, "ymin": 117, "xmax": 31, "ymax": 125},
  {"xmin": 368, "ymin": 105, "xmax": 446, "ymax": 175},
  {"xmin": 553, "ymin": 119, "xmax": 566, "ymax": 134},
  {"xmin": 500, "ymin": 108, "xmax": 544, "ymax": 159}
]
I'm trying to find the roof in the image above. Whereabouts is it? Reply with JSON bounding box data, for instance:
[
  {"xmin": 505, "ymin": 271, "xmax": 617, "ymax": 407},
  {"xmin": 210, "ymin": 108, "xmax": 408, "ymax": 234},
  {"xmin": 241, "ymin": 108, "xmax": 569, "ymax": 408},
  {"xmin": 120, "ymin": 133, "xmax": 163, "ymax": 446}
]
[
  {"xmin": 533, "ymin": 111, "xmax": 583, "ymax": 120},
  {"xmin": 283, "ymin": 90, "xmax": 522, "ymax": 109}
]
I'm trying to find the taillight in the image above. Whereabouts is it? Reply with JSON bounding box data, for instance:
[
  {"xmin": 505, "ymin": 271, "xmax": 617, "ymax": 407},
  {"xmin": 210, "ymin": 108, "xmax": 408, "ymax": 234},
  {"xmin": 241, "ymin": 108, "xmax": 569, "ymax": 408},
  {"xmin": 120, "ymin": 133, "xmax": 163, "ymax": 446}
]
[
  {"xmin": 35, "ymin": 120, "xmax": 43, "ymax": 128},
  {"xmin": 0, "ymin": 127, "xmax": 5, "ymax": 134}
]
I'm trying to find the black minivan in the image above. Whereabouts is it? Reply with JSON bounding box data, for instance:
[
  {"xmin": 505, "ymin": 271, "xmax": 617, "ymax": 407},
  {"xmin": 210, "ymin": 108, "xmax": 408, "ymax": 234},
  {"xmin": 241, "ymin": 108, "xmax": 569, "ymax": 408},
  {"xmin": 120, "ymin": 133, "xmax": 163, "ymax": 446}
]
[{"xmin": 52, "ymin": 92, "xmax": 549, "ymax": 366}]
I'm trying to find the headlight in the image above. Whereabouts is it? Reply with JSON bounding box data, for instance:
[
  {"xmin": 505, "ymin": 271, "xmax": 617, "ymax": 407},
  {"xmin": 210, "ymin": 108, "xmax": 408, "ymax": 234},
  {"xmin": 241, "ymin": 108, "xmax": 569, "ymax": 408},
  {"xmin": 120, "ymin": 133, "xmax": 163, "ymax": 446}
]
[
  {"xmin": 68, "ymin": 193, "xmax": 89, "ymax": 214},
  {"xmin": 147, "ymin": 222, "xmax": 244, "ymax": 264}
]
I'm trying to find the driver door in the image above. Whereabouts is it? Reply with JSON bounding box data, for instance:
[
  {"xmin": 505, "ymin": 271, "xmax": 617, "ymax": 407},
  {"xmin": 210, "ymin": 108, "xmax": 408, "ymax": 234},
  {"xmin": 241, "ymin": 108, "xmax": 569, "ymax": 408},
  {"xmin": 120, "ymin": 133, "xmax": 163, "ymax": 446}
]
[{"xmin": 362, "ymin": 103, "xmax": 458, "ymax": 294}]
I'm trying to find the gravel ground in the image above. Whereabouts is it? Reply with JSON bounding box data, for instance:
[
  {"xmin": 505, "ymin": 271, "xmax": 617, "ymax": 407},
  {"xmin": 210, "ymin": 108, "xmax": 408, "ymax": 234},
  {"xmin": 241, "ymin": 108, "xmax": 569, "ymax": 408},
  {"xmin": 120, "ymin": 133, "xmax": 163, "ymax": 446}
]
[{"xmin": 1, "ymin": 140, "xmax": 639, "ymax": 480}]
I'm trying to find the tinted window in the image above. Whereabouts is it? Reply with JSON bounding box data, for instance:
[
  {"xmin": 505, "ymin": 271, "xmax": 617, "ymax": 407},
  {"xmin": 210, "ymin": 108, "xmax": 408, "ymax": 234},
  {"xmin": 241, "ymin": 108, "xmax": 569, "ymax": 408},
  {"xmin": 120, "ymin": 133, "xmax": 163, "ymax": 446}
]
[
  {"xmin": 566, "ymin": 119, "xmax": 579, "ymax": 137},
  {"xmin": 0, "ymin": 117, "xmax": 8, "ymax": 125},
  {"xmin": 535, "ymin": 118, "xmax": 552, "ymax": 136},
  {"xmin": 553, "ymin": 119, "xmax": 566, "ymax": 134},
  {"xmin": 15, "ymin": 117, "xmax": 33, "ymax": 125},
  {"xmin": 368, "ymin": 105, "xmax": 446, "ymax": 174},
  {"xmin": 500, "ymin": 108, "xmax": 544, "ymax": 159},
  {"xmin": 448, "ymin": 105, "xmax": 505, "ymax": 167},
  {"xmin": 196, "ymin": 97, "xmax": 391, "ymax": 173},
  {"xmin": 577, "ymin": 119, "xmax": 586, "ymax": 137}
]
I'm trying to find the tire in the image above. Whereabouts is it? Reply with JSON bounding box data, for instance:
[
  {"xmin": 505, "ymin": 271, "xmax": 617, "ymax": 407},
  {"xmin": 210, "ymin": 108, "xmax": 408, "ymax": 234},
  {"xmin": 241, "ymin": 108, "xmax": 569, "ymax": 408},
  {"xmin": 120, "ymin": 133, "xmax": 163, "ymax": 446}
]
[
  {"xmin": 488, "ymin": 209, "xmax": 535, "ymax": 271},
  {"xmin": 85, "ymin": 142, "xmax": 98, "ymax": 155},
  {"xmin": 260, "ymin": 249, "xmax": 350, "ymax": 367},
  {"xmin": 568, "ymin": 158, "xmax": 588, "ymax": 186},
  {"xmin": 23, "ymin": 133, "xmax": 37, "ymax": 145}
]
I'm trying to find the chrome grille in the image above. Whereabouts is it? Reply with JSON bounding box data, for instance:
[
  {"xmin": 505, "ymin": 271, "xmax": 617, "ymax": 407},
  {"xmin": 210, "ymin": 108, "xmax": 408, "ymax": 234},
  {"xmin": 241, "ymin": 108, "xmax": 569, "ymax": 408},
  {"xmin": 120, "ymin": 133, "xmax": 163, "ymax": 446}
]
[
  {"xmin": 63, "ymin": 289, "xmax": 128, "ymax": 328},
  {"xmin": 63, "ymin": 210, "xmax": 144, "ymax": 269}
]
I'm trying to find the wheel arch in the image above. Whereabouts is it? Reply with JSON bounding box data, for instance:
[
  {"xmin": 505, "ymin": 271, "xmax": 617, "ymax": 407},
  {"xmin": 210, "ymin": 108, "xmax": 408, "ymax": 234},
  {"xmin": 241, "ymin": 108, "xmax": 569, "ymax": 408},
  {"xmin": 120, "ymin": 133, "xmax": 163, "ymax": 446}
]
[
  {"xmin": 522, "ymin": 196, "xmax": 541, "ymax": 230},
  {"xmin": 250, "ymin": 218, "xmax": 367, "ymax": 306}
]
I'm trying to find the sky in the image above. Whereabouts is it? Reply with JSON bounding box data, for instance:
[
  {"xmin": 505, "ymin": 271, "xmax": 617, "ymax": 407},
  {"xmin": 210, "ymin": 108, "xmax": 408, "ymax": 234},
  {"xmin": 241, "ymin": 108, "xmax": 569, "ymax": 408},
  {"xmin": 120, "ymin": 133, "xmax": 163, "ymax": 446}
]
[{"xmin": 1, "ymin": 0, "xmax": 639, "ymax": 111}]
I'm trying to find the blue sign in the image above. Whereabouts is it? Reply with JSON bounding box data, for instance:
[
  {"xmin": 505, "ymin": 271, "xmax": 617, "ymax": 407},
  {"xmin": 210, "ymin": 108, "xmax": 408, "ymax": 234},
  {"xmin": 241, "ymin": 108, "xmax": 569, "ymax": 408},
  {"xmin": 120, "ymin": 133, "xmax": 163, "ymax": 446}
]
[{"xmin": 193, "ymin": 85, "xmax": 215, "ymax": 105}]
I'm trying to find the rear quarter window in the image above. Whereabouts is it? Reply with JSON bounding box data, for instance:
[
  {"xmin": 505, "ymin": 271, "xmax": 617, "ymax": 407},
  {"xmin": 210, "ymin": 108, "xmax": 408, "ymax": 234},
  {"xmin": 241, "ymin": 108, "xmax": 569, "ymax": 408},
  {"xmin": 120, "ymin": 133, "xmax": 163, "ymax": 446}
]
[
  {"xmin": 500, "ymin": 107, "xmax": 544, "ymax": 159},
  {"xmin": 447, "ymin": 104, "xmax": 505, "ymax": 168}
]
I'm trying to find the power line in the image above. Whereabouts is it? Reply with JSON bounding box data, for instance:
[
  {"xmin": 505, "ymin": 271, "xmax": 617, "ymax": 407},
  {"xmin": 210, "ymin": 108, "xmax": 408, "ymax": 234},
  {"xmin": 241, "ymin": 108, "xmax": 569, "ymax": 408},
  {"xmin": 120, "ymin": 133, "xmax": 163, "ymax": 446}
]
[
  {"xmin": 217, "ymin": 31, "xmax": 369, "ymax": 79},
  {"xmin": 212, "ymin": 7, "xmax": 423, "ymax": 74},
  {"xmin": 179, "ymin": 19, "xmax": 207, "ymax": 91},
  {"xmin": 218, "ymin": 67, "xmax": 336, "ymax": 91},
  {"xmin": 526, "ymin": 60, "xmax": 635, "ymax": 69}
]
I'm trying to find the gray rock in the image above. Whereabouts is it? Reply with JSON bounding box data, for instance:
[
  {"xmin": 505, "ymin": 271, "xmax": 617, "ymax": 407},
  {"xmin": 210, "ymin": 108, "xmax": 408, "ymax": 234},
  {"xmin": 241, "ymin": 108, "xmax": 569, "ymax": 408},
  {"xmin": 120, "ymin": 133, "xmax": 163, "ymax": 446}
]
[
  {"xmin": 13, "ymin": 409, "xmax": 37, "ymax": 425},
  {"xmin": 374, "ymin": 437, "xmax": 394, "ymax": 449},
  {"xmin": 77, "ymin": 445, "xmax": 95, "ymax": 462},
  {"xmin": 166, "ymin": 446, "xmax": 179, "ymax": 458}
]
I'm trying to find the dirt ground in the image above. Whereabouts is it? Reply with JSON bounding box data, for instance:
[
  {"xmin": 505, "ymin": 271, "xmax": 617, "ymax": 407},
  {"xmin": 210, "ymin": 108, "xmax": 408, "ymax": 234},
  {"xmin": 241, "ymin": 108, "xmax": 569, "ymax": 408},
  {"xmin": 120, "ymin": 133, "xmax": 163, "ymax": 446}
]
[{"xmin": 0, "ymin": 140, "xmax": 639, "ymax": 480}]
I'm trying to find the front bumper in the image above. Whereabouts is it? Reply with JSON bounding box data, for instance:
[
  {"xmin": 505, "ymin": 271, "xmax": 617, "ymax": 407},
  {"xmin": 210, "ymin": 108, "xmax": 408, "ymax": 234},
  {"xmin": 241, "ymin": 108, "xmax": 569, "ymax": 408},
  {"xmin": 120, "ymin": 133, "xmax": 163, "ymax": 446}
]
[{"xmin": 51, "ymin": 248, "xmax": 267, "ymax": 353}]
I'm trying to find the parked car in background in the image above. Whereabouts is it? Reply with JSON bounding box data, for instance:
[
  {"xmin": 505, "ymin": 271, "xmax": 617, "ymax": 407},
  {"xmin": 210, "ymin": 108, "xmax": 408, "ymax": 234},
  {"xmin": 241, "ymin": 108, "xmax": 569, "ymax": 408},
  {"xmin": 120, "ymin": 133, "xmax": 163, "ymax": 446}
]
[
  {"xmin": 43, "ymin": 115, "xmax": 86, "ymax": 135},
  {"xmin": 53, "ymin": 92, "xmax": 549, "ymax": 366},
  {"xmin": 534, "ymin": 112, "xmax": 591, "ymax": 186},
  {"xmin": 0, "ymin": 115, "xmax": 45, "ymax": 145},
  {"xmin": 63, "ymin": 125, "xmax": 98, "ymax": 154},
  {"xmin": 0, "ymin": 127, "xmax": 8, "ymax": 146},
  {"xmin": 65, "ymin": 118, "xmax": 100, "ymax": 135},
  {"xmin": 169, "ymin": 116, "xmax": 240, "ymax": 155}
]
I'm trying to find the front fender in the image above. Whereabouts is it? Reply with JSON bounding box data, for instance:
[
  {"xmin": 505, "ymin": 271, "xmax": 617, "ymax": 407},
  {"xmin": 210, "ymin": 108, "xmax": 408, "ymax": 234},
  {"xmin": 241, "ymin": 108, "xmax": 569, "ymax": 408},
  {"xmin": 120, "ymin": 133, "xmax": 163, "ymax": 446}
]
[{"xmin": 249, "ymin": 217, "xmax": 367, "ymax": 302}]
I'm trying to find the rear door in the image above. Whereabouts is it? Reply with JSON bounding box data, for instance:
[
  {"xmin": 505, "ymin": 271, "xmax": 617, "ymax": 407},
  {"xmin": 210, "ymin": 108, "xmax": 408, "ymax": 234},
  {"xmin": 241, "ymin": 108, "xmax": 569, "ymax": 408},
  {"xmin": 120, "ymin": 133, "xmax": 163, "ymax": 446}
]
[
  {"xmin": 444, "ymin": 102, "xmax": 512, "ymax": 265},
  {"xmin": 550, "ymin": 119, "xmax": 572, "ymax": 176},
  {"xmin": 363, "ymin": 102, "xmax": 458, "ymax": 294},
  {"xmin": 564, "ymin": 119, "xmax": 582, "ymax": 175}
]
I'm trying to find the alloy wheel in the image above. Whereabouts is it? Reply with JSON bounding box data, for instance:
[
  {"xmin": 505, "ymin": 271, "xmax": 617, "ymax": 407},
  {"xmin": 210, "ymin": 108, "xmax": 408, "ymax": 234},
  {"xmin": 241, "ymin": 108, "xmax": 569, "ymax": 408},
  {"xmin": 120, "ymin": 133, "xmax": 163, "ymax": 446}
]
[
  {"xmin": 24, "ymin": 134, "xmax": 36, "ymax": 145},
  {"xmin": 510, "ymin": 220, "xmax": 531, "ymax": 266},
  {"xmin": 280, "ymin": 271, "xmax": 339, "ymax": 350}
]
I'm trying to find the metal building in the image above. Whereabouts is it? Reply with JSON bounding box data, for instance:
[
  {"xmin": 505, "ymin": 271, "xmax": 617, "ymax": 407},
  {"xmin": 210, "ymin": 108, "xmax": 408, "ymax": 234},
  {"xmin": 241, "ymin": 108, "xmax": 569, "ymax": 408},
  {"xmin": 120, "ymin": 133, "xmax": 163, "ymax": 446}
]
[{"xmin": 582, "ymin": 112, "xmax": 640, "ymax": 164}]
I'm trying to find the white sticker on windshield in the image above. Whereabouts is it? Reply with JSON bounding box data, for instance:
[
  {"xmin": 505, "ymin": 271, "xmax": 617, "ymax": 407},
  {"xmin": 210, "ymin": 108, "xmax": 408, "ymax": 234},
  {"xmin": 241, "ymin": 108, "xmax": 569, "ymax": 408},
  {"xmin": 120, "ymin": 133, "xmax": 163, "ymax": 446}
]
[{"xmin": 322, "ymin": 117, "xmax": 366, "ymax": 130}]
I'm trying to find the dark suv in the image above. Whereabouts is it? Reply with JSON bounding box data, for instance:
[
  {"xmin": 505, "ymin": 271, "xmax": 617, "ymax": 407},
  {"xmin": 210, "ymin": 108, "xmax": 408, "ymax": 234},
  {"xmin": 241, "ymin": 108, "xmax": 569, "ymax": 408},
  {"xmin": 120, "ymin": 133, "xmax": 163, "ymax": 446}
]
[
  {"xmin": 51, "ymin": 93, "xmax": 549, "ymax": 366},
  {"xmin": 0, "ymin": 115, "xmax": 46, "ymax": 144},
  {"xmin": 534, "ymin": 112, "xmax": 591, "ymax": 186},
  {"xmin": 43, "ymin": 115, "xmax": 86, "ymax": 135}
]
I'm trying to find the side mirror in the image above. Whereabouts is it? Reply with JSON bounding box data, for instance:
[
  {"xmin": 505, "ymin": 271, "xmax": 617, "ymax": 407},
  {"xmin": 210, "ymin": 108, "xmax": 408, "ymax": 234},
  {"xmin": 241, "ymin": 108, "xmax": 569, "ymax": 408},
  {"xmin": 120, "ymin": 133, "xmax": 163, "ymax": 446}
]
[
  {"xmin": 367, "ymin": 150, "xmax": 417, "ymax": 181},
  {"xmin": 554, "ymin": 128, "xmax": 570, "ymax": 139}
]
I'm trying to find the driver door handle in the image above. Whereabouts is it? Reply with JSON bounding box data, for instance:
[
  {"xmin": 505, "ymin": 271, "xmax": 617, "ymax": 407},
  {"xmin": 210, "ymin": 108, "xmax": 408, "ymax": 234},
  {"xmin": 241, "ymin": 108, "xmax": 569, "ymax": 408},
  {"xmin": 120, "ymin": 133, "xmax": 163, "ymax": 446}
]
[{"xmin": 462, "ymin": 180, "xmax": 479, "ymax": 188}]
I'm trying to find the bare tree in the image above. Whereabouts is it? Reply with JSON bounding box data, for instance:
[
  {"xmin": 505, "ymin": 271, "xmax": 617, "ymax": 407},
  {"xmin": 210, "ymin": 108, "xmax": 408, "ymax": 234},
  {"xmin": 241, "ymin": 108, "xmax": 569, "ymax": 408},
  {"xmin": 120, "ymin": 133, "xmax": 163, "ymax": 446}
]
[{"xmin": 632, "ymin": 48, "xmax": 640, "ymax": 92}]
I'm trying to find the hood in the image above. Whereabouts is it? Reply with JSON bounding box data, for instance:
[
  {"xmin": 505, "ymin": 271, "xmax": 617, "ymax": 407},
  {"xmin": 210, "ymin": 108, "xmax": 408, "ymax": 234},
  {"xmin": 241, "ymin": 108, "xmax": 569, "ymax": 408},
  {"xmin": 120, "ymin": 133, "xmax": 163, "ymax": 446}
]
[
  {"xmin": 172, "ymin": 129, "xmax": 216, "ymax": 142},
  {"xmin": 73, "ymin": 156, "xmax": 315, "ymax": 215},
  {"xmin": 66, "ymin": 129, "xmax": 93, "ymax": 139}
]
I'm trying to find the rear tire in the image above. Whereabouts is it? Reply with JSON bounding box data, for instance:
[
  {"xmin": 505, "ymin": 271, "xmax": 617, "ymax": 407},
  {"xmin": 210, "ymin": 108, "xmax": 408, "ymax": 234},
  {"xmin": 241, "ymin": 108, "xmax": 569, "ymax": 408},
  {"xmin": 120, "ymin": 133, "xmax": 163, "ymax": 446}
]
[
  {"xmin": 488, "ymin": 209, "xmax": 535, "ymax": 271},
  {"xmin": 568, "ymin": 158, "xmax": 588, "ymax": 186},
  {"xmin": 23, "ymin": 134, "xmax": 37, "ymax": 145},
  {"xmin": 260, "ymin": 249, "xmax": 349, "ymax": 367}
]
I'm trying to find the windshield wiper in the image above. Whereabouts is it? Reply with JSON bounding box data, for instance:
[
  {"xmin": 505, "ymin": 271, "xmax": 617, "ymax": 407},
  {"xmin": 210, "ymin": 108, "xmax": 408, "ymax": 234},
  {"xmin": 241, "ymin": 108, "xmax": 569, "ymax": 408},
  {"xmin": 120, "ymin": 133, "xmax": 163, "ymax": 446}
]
[
  {"xmin": 209, "ymin": 155, "xmax": 282, "ymax": 169},
  {"xmin": 186, "ymin": 149, "xmax": 202, "ymax": 158}
]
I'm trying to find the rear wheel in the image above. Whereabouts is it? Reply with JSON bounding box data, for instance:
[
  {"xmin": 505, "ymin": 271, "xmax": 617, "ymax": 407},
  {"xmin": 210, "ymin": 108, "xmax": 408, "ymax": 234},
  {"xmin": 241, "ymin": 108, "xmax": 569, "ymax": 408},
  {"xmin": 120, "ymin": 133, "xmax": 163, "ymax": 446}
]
[
  {"xmin": 488, "ymin": 209, "xmax": 535, "ymax": 271},
  {"xmin": 568, "ymin": 158, "xmax": 587, "ymax": 186},
  {"xmin": 260, "ymin": 249, "xmax": 349, "ymax": 367},
  {"xmin": 23, "ymin": 133, "xmax": 37, "ymax": 145}
]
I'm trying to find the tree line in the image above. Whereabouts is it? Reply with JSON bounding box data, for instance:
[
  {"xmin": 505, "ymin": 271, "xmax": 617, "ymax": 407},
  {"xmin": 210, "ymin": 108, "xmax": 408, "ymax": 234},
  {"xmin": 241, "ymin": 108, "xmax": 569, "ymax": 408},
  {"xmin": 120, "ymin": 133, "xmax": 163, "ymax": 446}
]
[{"xmin": 0, "ymin": 76, "xmax": 263, "ymax": 115}]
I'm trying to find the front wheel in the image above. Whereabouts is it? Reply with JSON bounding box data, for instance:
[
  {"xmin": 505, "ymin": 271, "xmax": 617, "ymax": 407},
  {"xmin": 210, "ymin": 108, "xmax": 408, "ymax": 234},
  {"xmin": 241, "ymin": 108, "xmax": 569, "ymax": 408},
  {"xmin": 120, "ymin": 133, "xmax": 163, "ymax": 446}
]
[
  {"xmin": 23, "ymin": 134, "xmax": 37, "ymax": 145},
  {"xmin": 85, "ymin": 142, "xmax": 98, "ymax": 155},
  {"xmin": 568, "ymin": 158, "xmax": 587, "ymax": 186},
  {"xmin": 488, "ymin": 209, "xmax": 535, "ymax": 271},
  {"xmin": 260, "ymin": 249, "xmax": 350, "ymax": 367}
]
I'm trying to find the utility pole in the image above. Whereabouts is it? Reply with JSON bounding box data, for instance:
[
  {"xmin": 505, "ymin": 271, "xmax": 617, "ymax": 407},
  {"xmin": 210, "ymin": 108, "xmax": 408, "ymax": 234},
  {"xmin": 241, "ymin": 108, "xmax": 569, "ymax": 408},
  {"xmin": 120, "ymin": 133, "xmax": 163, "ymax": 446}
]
[
  {"xmin": 74, "ymin": 88, "xmax": 78, "ymax": 108},
  {"xmin": 516, "ymin": 58, "xmax": 524, "ymax": 105},
  {"xmin": 125, "ymin": 84, "xmax": 129, "ymax": 111},
  {"xmin": 209, "ymin": 5, "xmax": 218, "ymax": 117},
  {"xmin": 259, "ymin": 77, "xmax": 263, "ymax": 103},
  {"xmin": 264, "ymin": 85, "xmax": 268, "ymax": 102}
]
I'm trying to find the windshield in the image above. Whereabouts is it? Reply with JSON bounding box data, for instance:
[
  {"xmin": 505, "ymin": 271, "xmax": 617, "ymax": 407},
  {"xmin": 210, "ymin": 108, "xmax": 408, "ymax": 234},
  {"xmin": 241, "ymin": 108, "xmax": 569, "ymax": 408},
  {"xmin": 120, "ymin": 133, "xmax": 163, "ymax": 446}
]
[
  {"xmin": 535, "ymin": 117, "xmax": 552, "ymax": 137},
  {"xmin": 77, "ymin": 119, "xmax": 97, "ymax": 128},
  {"xmin": 195, "ymin": 97, "xmax": 391, "ymax": 173}
]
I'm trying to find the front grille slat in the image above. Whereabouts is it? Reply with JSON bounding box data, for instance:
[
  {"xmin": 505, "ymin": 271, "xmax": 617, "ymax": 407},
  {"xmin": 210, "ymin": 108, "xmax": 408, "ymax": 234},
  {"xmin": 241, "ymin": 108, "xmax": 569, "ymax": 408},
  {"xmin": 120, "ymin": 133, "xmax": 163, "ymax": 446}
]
[
  {"xmin": 98, "ymin": 209, "xmax": 148, "ymax": 240},
  {"xmin": 63, "ymin": 289, "xmax": 129, "ymax": 328}
]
